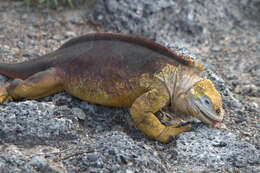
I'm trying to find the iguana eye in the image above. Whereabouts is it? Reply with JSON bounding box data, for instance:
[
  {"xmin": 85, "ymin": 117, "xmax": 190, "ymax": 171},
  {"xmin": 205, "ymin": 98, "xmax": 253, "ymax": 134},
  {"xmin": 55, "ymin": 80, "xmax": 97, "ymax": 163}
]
[
  {"xmin": 201, "ymin": 96, "xmax": 211, "ymax": 106},
  {"xmin": 216, "ymin": 109, "xmax": 221, "ymax": 115},
  {"xmin": 205, "ymin": 99, "xmax": 210, "ymax": 104}
]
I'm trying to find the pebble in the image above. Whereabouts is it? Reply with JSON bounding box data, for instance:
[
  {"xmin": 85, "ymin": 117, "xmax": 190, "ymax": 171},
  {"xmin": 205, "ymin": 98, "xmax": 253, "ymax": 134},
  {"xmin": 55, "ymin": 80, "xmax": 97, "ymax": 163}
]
[
  {"xmin": 52, "ymin": 34, "xmax": 64, "ymax": 41},
  {"xmin": 65, "ymin": 31, "xmax": 76, "ymax": 37},
  {"xmin": 126, "ymin": 169, "xmax": 134, "ymax": 173},
  {"xmin": 87, "ymin": 153, "xmax": 99, "ymax": 162},
  {"xmin": 211, "ymin": 46, "xmax": 222, "ymax": 52},
  {"xmin": 72, "ymin": 107, "xmax": 86, "ymax": 120},
  {"xmin": 3, "ymin": 45, "xmax": 9, "ymax": 50}
]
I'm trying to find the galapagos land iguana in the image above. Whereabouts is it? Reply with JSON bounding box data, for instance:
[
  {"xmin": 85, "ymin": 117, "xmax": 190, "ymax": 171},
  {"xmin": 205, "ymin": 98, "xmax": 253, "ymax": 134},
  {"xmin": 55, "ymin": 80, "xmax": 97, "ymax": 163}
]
[{"xmin": 0, "ymin": 33, "xmax": 224, "ymax": 143}]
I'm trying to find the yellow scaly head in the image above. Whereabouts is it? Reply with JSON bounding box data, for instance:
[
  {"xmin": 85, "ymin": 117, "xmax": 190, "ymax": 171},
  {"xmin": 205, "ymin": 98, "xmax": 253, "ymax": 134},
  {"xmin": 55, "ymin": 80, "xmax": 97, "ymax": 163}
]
[{"xmin": 188, "ymin": 79, "xmax": 224, "ymax": 126}]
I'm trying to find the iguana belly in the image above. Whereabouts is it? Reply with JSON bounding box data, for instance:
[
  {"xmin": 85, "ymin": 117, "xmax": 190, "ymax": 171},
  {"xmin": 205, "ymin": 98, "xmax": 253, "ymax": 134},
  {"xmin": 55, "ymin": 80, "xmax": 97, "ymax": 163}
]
[{"xmin": 64, "ymin": 75, "xmax": 147, "ymax": 107}]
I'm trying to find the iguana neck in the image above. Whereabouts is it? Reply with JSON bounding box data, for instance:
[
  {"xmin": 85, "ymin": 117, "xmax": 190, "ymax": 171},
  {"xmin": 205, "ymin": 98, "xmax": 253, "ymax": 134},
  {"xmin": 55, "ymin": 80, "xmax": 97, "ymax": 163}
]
[{"xmin": 155, "ymin": 64, "xmax": 205, "ymax": 116}]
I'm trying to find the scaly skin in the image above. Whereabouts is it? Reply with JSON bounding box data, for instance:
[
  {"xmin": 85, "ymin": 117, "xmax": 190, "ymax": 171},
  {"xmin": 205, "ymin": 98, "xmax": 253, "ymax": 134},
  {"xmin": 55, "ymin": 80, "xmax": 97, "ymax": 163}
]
[{"xmin": 0, "ymin": 33, "xmax": 224, "ymax": 143}]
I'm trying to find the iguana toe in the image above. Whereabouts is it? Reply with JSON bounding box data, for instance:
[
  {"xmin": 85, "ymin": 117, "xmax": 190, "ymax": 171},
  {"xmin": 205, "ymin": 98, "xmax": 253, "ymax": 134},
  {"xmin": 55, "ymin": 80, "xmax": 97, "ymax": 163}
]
[
  {"xmin": 0, "ymin": 87, "xmax": 8, "ymax": 103},
  {"xmin": 156, "ymin": 123, "xmax": 192, "ymax": 143}
]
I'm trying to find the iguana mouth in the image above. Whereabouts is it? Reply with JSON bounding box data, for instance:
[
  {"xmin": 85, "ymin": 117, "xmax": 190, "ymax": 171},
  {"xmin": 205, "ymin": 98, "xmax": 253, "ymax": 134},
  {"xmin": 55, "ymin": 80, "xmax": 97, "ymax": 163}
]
[
  {"xmin": 198, "ymin": 106, "xmax": 220, "ymax": 125},
  {"xmin": 194, "ymin": 104, "xmax": 220, "ymax": 126}
]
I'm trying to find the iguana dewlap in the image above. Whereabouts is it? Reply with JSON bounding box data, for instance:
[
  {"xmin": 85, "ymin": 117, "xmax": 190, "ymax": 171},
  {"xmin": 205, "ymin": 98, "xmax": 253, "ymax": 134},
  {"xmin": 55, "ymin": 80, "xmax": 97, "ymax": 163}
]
[{"xmin": 0, "ymin": 33, "xmax": 224, "ymax": 143}]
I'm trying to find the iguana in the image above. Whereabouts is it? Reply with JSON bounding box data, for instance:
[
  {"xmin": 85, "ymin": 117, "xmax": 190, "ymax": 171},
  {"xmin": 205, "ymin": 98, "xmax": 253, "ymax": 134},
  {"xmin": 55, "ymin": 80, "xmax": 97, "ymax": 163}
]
[{"xmin": 0, "ymin": 33, "xmax": 224, "ymax": 143}]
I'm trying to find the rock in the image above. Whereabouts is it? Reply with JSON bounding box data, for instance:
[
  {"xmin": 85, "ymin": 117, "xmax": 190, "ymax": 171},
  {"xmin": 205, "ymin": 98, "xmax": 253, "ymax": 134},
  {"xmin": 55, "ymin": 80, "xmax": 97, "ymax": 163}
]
[
  {"xmin": 172, "ymin": 125, "xmax": 260, "ymax": 171},
  {"xmin": 70, "ymin": 15, "xmax": 84, "ymax": 25},
  {"xmin": 72, "ymin": 107, "xmax": 86, "ymax": 120},
  {"xmin": 65, "ymin": 131, "xmax": 168, "ymax": 173},
  {"xmin": 52, "ymin": 34, "xmax": 65, "ymax": 41},
  {"xmin": 0, "ymin": 74, "xmax": 8, "ymax": 86},
  {"xmin": 26, "ymin": 156, "xmax": 64, "ymax": 173},
  {"xmin": 65, "ymin": 31, "xmax": 76, "ymax": 38},
  {"xmin": 0, "ymin": 101, "xmax": 80, "ymax": 145},
  {"xmin": 87, "ymin": 153, "xmax": 99, "ymax": 162},
  {"xmin": 91, "ymin": 0, "xmax": 240, "ymax": 45},
  {"xmin": 211, "ymin": 45, "xmax": 222, "ymax": 52},
  {"xmin": 126, "ymin": 169, "xmax": 134, "ymax": 173},
  {"xmin": 0, "ymin": 145, "xmax": 67, "ymax": 173}
]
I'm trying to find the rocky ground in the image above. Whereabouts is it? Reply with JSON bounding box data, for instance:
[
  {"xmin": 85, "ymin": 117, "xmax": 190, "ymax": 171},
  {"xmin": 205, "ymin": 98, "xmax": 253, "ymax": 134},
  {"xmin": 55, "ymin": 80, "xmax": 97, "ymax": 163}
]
[{"xmin": 0, "ymin": 0, "xmax": 259, "ymax": 172}]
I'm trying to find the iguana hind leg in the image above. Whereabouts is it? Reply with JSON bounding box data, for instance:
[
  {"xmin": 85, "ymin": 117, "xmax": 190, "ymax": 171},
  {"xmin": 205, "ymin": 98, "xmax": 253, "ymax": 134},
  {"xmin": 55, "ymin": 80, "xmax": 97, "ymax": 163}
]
[
  {"xmin": 130, "ymin": 87, "xmax": 192, "ymax": 143},
  {"xmin": 0, "ymin": 67, "xmax": 63, "ymax": 103}
]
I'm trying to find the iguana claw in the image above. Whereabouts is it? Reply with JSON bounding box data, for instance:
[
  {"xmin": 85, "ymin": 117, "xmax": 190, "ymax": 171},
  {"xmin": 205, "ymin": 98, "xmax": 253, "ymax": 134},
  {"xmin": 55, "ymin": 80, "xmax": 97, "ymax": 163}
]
[{"xmin": 156, "ymin": 123, "xmax": 192, "ymax": 143}]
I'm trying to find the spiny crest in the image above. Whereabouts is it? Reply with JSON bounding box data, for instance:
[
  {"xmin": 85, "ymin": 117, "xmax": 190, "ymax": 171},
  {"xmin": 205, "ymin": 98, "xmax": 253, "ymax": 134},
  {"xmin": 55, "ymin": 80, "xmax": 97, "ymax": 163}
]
[{"xmin": 176, "ymin": 53, "xmax": 205, "ymax": 71}]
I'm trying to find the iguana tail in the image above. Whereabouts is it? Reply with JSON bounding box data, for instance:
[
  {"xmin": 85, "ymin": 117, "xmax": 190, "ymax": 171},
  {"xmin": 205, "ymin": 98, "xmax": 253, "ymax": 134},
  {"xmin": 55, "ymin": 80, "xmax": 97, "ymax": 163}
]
[
  {"xmin": 0, "ymin": 61, "xmax": 50, "ymax": 80},
  {"xmin": 0, "ymin": 46, "xmax": 69, "ymax": 80},
  {"xmin": 0, "ymin": 55, "xmax": 54, "ymax": 80}
]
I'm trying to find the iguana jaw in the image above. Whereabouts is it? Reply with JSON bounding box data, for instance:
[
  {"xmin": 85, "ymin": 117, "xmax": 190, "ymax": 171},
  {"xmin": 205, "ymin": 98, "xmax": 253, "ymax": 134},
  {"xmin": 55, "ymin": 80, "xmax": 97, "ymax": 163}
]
[
  {"xmin": 169, "ymin": 90, "xmax": 223, "ymax": 126},
  {"xmin": 189, "ymin": 99, "xmax": 223, "ymax": 126}
]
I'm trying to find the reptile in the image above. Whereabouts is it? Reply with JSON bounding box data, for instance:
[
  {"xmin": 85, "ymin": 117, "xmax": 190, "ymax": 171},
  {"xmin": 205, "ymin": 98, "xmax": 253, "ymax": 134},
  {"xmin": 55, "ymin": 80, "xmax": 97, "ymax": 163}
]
[{"xmin": 0, "ymin": 33, "xmax": 224, "ymax": 143}]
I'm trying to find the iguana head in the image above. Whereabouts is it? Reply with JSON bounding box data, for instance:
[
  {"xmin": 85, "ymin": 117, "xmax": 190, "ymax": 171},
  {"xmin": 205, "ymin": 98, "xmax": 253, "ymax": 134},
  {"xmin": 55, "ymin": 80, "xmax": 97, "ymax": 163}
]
[{"xmin": 187, "ymin": 79, "xmax": 224, "ymax": 126}]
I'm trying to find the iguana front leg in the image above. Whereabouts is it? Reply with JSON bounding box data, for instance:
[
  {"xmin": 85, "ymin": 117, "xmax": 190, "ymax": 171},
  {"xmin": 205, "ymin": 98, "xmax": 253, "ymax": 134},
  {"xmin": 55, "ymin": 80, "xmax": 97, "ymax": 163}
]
[
  {"xmin": 0, "ymin": 67, "xmax": 63, "ymax": 103},
  {"xmin": 130, "ymin": 86, "xmax": 192, "ymax": 143}
]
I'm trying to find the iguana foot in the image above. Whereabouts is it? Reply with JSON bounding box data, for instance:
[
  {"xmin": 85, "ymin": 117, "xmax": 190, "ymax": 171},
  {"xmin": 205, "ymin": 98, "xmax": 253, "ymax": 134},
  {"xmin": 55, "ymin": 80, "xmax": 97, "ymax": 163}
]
[
  {"xmin": 156, "ymin": 123, "xmax": 192, "ymax": 143},
  {"xmin": 0, "ymin": 86, "xmax": 8, "ymax": 103}
]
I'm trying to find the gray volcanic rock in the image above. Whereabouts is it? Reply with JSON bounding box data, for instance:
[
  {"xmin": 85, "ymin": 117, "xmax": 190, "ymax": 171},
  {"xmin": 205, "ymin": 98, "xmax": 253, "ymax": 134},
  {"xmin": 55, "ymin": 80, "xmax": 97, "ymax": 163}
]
[
  {"xmin": 92, "ymin": 0, "xmax": 206, "ymax": 42},
  {"xmin": 63, "ymin": 125, "xmax": 260, "ymax": 173},
  {"xmin": 0, "ymin": 145, "xmax": 67, "ymax": 173},
  {"xmin": 2, "ymin": 122, "xmax": 258, "ymax": 172},
  {"xmin": 91, "ymin": 0, "xmax": 245, "ymax": 46},
  {"xmin": 0, "ymin": 100, "xmax": 80, "ymax": 145},
  {"xmin": 173, "ymin": 124, "xmax": 260, "ymax": 172}
]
